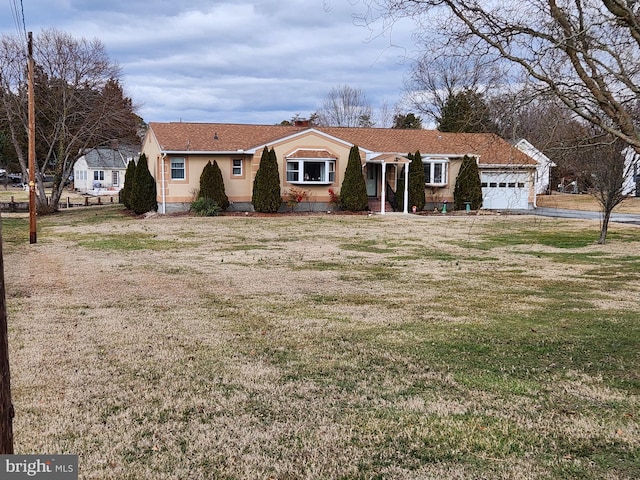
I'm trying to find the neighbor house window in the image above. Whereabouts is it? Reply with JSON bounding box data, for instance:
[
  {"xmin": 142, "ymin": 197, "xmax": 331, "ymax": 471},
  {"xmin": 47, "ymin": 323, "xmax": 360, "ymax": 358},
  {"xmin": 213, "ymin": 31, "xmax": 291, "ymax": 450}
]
[
  {"xmin": 232, "ymin": 159, "xmax": 243, "ymax": 176},
  {"xmin": 286, "ymin": 160, "xmax": 336, "ymax": 183},
  {"xmin": 423, "ymin": 160, "xmax": 448, "ymax": 186},
  {"xmin": 93, "ymin": 171, "xmax": 104, "ymax": 181},
  {"xmin": 171, "ymin": 157, "xmax": 185, "ymax": 180}
]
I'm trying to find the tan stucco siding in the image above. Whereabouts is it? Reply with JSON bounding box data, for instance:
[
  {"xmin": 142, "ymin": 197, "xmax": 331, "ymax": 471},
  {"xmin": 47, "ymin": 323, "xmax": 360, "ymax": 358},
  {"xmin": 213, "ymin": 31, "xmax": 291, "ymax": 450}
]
[
  {"xmin": 155, "ymin": 155, "xmax": 253, "ymax": 204},
  {"xmin": 424, "ymin": 158, "xmax": 462, "ymax": 205}
]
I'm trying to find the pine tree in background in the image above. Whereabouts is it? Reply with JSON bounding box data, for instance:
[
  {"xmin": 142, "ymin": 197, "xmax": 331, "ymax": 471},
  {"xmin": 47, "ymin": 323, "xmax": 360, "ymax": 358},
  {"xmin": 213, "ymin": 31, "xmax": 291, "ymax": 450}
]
[
  {"xmin": 454, "ymin": 155, "xmax": 483, "ymax": 210},
  {"xmin": 438, "ymin": 89, "xmax": 497, "ymax": 133},
  {"xmin": 120, "ymin": 159, "xmax": 136, "ymax": 210},
  {"xmin": 130, "ymin": 153, "xmax": 157, "ymax": 214},
  {"xmin": 340, "ymin": 145, "xmax": 369, "ymax": 211},
  {"xmin": 408, "ymin": 150, "xmax": 426, "ymax": 211},
  {"xmin": 252, "ymin": 147, "xmax": 281, "ymax": 213}
]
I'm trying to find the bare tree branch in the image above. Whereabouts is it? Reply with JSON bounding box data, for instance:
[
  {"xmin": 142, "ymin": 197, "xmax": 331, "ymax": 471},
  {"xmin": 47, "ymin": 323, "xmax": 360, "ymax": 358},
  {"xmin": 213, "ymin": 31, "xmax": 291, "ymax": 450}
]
[{"xmin": 358, "ymin": 0, "xmax": 640, "ymax": 150}]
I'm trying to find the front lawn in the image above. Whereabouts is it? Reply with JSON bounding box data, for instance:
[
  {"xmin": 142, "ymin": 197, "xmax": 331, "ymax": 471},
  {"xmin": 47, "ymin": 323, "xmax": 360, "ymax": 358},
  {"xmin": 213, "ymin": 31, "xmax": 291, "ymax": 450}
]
[{"xmin": 3, "ymin": 207, "xmax": 639, "ymax": 479}]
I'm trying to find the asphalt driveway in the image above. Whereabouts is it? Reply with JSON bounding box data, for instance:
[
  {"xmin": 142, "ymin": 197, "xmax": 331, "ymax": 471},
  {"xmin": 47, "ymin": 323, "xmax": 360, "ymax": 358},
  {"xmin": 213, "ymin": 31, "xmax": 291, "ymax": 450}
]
[{"xmin": 533, "ymin": 207, "xmax": 640, "ymax": 225}]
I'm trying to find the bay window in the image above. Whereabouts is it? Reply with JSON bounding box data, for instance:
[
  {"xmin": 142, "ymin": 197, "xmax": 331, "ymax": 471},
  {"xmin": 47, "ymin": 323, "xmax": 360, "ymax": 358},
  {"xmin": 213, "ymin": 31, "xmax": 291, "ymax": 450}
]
[{"xmin": 286, "ymin": 159, "xmax": 336, "ymax": 184}]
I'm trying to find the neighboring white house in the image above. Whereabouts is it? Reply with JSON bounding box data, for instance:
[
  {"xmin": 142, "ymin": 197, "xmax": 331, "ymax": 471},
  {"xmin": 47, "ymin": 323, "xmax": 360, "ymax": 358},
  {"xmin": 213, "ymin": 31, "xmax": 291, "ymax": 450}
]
[
  {"xmin": 623, "ymin": 147, "xmax": 640, "ymax": 197},
  {"xmin": 512, "ymin": 139, "xmax": 555, "ymax": 196},
  {"xmin": 74, "ymin": 146, "xmax": 138, "ymax": 194}
]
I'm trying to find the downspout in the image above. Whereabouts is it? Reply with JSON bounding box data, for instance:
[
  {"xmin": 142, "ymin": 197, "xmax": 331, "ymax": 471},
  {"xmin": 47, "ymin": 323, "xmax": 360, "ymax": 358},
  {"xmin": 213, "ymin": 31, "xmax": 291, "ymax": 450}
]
[{"xmin": 161, "ymin": 153, "xmax": 166, "ymax": 214}]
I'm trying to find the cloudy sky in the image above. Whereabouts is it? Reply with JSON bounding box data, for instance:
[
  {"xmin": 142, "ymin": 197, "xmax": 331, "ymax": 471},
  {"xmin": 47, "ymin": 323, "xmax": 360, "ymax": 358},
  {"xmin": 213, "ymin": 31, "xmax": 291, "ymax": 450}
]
[{"xmin": 0, "ymin": 1, "xmax": 418, "ymax": 125}]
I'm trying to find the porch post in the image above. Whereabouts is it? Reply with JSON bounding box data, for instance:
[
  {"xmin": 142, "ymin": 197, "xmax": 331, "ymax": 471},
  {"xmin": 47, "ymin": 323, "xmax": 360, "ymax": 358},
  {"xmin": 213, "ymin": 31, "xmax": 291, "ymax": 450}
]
[
  {"xmin": 403, "ymin": 163, "xmax": 409, "ymax": 214},
  {"xmin": 380, "ymin": 161, "xmax": 387, "ymax": 214}
]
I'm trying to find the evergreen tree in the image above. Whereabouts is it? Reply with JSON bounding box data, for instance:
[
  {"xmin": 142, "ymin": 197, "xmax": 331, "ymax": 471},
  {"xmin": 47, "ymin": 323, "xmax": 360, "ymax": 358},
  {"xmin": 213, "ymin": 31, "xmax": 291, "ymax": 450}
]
[
  {"xmin": 438, "ymin": 89, "xmax": 497, "ymax": 133},
  {"xmin": 392, "ymin": 113, "xmax": 423, "ymax": 129},
  {"xmin": 130, "ymin": 153, "xmax": 158, "ymax": 214},
  {"xmin": 252, "ymin": 147, "xmax": 281, "ymax": 213},
  {"xmin": 454, "ymin": 155, "xmax": 483, "ymax": 210},
  {"xmin": 396, "ymin": 164, "xmax": 406, "ymax": 212},
  {"xmin": 408, "ymin": 150, "xmax": 426, "ymax": 211},
  {"xmin": 198, "ymin": 160, "xmax": 230, "ymax": 210},
  {"xmin": 211, "ymin": 160, "xmax": 230, "ymax": 210},
  {"xmin": 340, "ymin": 145, "xmax": 369, "ymax": 211},
  {"xmin": 120, "ymin": 159, "xmax": 136, "ymax": 209},
  {"xmin": 199, "ymin": 161, "xmax": 216, "ymax": 200}
]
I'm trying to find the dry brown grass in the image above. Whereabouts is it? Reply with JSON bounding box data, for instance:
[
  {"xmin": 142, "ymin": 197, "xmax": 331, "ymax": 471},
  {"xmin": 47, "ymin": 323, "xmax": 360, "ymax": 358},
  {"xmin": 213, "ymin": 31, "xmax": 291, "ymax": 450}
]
[
  {"xmin": 3, "ymin": 207, "xmax": 639, "ymax": 479},
  {"xmin": 536, "ymin": 192, "xmax": 640, "ymax": 213}
]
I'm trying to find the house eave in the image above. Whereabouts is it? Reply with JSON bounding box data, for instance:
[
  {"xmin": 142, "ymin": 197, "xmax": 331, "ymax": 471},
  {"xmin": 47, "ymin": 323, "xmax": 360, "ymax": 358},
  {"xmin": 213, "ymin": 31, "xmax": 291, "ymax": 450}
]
[
  {"xmin": 478, "ymin": 163, "xmax": 537, "ymax": 169},
  {"xmin": 160, "ymin": 150, "xmax": 250, "ymax": 156}
]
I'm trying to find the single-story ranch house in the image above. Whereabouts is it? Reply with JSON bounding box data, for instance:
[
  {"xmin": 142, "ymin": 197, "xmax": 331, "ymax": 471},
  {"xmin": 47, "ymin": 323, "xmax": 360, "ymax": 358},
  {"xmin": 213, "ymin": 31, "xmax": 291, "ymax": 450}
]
[{"xmin": 141, "ymin": 122, "xmax": 541, "ymax": 213}]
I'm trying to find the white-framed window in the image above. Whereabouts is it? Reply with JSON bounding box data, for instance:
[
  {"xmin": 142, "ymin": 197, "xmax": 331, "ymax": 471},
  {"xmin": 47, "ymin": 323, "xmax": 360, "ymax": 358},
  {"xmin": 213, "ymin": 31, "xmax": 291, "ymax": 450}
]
[
  {"xmin": 232, "ymin": 159, "xmax": 243, "ymax": 176},
  {"xmin": 286, "ymin": 160, "xmax": 336, "ymax": 184},
  {"xmin": 112, "ymin": 171, "xmax": 119, "ymax": 187},
  {"xmin": 423, "ymin": 160, "xmax": 449, "ymax": 186},
  {"xmin": 76, "ymin": 171, "xmax": 87, "ymax": 181},
  {"xmin": 93, "ymin": 170, "xmax": 104, "ymax": 181},
  {"xmin": 171, "ymin": 157, "xmax": 185, "ymax": 180}
]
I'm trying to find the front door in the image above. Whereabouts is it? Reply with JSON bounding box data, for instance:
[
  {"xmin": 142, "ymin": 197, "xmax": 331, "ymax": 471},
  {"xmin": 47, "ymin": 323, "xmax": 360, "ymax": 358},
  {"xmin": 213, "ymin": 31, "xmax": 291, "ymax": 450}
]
[{"xmin": 366, "ymin": 164, "xmax": 379, "ymax": 197}]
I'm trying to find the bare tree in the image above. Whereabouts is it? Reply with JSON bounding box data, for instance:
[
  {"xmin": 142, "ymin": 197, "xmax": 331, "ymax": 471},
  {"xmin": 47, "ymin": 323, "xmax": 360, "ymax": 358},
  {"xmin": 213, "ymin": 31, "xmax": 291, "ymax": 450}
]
[
  {"xmin": 0, "ymin": 29, "xmax": 139, "ymax": 213},
  {"xmin": 357, "ymin": 1, "xmax": 640, "ymax": 151},
  {"xmin": 578, "ymin": 134, "xmax": 633, "ymax": 243},
  {"xmin": 404, "ymin": 54, "xmax": 502, "ymax": 128},
  {"xmin": 315, "ymin": 85, "xmax": 374, "ymax": 127}
]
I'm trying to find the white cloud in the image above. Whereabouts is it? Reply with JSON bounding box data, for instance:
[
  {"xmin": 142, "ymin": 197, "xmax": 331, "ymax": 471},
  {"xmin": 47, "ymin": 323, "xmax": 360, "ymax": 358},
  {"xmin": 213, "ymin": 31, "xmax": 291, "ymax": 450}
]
[{"xmin": 1, "ymin": 0, "xmax": 417, "ymax": 124}]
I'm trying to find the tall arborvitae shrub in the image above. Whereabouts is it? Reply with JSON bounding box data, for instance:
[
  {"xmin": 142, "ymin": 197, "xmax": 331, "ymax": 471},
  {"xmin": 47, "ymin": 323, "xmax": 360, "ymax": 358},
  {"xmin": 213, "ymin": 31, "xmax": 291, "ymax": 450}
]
[
  {"xmin": 130, "ymin": 153, "xmax": 158, "ymax": 214},
  {"xmin": 408, "ymin": 150, "xmax": 426, "ymax": 211},
  {"xmin": 454, "ymin": 155, "xmax": 483, "ymax": 210},
  {"xmin": 210, "ymin": 160, "xmax": 229, "ymax": 210},
  {"xmin": 199, "ymin": 160, "xmax": 229, "ymax": 210},
  {"xmin": 340, "ymin": 145, "xmax": 369, "ymax": 211},
  {"xmin": 252, "ymin": 147, "xmax": 281, "ymax": 213},
  {"xmin": 199, "ymin": 161, "xmax": 216, "ymax": 199},
  {"xmin": 120, "ymin": 159, "xmax": 136, "ymax": 209},
  {"xmin": 396, "ymin": 164, "xmax": 406, "ymax": 212}
]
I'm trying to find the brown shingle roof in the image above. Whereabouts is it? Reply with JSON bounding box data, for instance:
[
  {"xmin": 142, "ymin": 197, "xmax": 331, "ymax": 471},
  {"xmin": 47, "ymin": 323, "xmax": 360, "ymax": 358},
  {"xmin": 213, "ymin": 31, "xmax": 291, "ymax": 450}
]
[
  {"xmin": 148, "ymin": 122, "xmax": 537, "ymax": 166},
  {"xmin": 149, "ymin": 122, "xmax": 304, "ymax": 152}
]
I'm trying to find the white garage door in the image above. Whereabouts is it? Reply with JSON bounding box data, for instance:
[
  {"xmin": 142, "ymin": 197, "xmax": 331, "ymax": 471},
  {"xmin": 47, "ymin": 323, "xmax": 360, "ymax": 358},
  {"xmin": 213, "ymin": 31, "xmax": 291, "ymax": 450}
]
[{"xmin": 481, "ymin": 172, "xmax": 530, "ymax": 209}]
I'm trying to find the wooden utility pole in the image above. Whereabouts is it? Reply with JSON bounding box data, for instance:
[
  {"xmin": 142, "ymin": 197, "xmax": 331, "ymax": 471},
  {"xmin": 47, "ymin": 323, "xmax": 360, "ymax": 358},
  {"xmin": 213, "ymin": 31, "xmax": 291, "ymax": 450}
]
[
  {"xmin": 0, "ymin": 216, "xmax": 14, "ymax": 453},
  {"xmin": 28, "ymin": 32, "xmax": 37, "ymax": 244}
]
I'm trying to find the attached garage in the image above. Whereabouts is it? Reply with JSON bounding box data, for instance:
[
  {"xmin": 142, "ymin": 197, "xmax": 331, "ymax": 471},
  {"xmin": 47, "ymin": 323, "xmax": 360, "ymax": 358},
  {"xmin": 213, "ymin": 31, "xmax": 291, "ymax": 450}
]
[{"xmin": 481, "ymin": 171, "xmax": 531, "ymax": 210}]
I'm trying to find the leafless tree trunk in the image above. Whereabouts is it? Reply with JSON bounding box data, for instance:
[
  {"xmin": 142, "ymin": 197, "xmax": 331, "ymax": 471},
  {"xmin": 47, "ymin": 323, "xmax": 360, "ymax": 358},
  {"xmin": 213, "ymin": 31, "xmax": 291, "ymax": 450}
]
[{"xmin": 0, "ymin": 216, "xmax": 14, "ymax": 453}]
